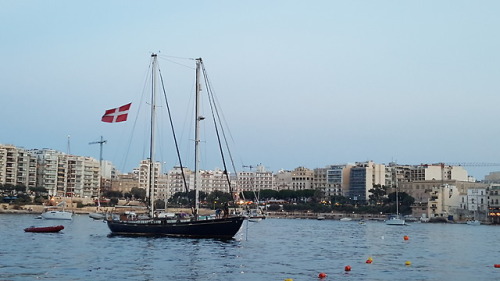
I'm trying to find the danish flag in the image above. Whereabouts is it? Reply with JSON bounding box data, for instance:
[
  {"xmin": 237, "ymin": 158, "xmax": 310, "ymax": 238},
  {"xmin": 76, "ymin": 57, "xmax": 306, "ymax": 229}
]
[{"xmin": 101, "ymin": 103, "xmax": 131, "ymax": 123}]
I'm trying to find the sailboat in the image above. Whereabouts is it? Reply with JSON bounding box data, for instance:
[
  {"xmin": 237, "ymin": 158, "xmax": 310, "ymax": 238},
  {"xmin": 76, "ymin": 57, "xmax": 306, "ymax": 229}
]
[
  {"xmin": 106, "ymin": 54, "xmax": 245, "ymax": 238},
  {"xmin": 386, "ymin": 175, "xmax": 405, "ymax": 226},
  {"xmin": 41, "ymin": 201, "xmax": 73, "ymax": 220}
]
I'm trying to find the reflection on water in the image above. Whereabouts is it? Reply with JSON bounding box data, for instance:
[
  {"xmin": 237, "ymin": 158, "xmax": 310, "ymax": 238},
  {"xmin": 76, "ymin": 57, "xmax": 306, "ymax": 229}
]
[{"xmin": 1, "ymin": 214, "xmax": 499, "ymax": 280}]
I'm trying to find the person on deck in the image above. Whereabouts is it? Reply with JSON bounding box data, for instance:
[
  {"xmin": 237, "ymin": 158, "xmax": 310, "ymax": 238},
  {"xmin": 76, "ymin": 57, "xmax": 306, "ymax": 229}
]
[{"xmin": 223, "ymin": 202, "xmax": 229, "ymax": 218}]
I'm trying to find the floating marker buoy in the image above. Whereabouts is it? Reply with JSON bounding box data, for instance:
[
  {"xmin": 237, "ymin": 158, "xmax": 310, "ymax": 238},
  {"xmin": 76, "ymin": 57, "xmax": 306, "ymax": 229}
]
[
  {"xmin": 345, "ymin": 265, "xmax": 352, "ymax": 271},
  {"xmin": 284, "ymin": 279, "xmax": 294, "ymax": 281},
  {"xmin": 404, "ymin": 235, "xmax": 409, "ymax": 241},
  {"xmin": 318, "ymin": 272, "xmax": 327, "ymax": 278},
  {"xmin": 366, "ymin": 259, "xmax": 373, "ymax": 264},
  {"xmin": 405, "ymin": 261, "xmax": 411, "ymax": 266},
  {"xmin": 494, "ymin": 264, "xmax": 500, "ymax": 268}
]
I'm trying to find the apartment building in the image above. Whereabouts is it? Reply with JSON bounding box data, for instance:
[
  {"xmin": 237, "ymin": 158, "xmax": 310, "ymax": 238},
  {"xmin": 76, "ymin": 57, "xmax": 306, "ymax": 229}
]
[
  {"xmin": 0, "ymin": 144, "xmax": 37, "ymax": 189},
  {"xmin": 31, "ymin": 149, "xmax": 100, "ymax": 198},
  {"xmin": 488, "ymin": 184, "xmax": 500, "ymax": 223},
  {"xmin": 290, "ymin": 166, "xmax": 313, "ymax": 191},
  {"xmin": 348, "ymin": 161, "xmax": 385, "ymax": 201},
  {"xmin": 274, "ymin": 170, "xmax": 292, "ymax": 190},
  {"xmin": 237, "ymin": 164, "xmax": 273, "ymax": 193},
  {"xmin": 313, "ymin": 165, "xmax": 351, "ymax": 199}
]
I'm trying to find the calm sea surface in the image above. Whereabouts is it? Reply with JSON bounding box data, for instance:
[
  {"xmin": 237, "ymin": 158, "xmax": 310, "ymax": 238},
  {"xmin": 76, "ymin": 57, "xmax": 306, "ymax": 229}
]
[{"xmin": 1, "ymin": 214, "xmax": 499, "ymax": 281}]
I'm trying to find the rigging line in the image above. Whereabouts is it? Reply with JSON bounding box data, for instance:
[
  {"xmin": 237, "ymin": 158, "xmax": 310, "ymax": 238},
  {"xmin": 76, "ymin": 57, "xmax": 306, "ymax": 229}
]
[
  {"xmin": 119, "ymin": 59, "xmax": 153, "ymax": 173},
  {"xmin": 158, "ymin": 65, "xmax": 190, "ymax": 196},
  {"xmin": 157, "ymin": 54, "xmax": 196, "ymax": 70},
  {"xmin": 201, "ymin": 64, "xmax": 239, "ymax": 181},
  {"xmin": 201, "ymin": 64, "xmax": 235, "ymax": 196},
  {"xmin": 200, "ymin": 64, "xmax": 238, "ymax": 174}
]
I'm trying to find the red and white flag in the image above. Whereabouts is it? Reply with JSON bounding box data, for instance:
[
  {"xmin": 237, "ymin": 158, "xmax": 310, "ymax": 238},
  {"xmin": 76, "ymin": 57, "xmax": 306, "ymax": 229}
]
[{"xmin": 101, "ymin": 103, "xmax": 132, "ymax": 123}]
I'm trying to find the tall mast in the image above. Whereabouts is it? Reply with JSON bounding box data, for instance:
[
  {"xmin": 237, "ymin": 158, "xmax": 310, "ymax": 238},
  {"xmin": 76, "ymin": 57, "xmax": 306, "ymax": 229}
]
[
  {"xmin": 149, "ymin": 53, "xmax": 158, "ymax": 217},
  {"xmin": 194, "ymin": 58, "xmax": 203, "ymax": 216}
]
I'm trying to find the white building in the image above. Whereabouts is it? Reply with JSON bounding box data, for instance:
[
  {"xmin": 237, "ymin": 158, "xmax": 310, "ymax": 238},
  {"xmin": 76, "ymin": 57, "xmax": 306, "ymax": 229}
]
[
  {"xmin": 0, "ymin": 144, "xmax": 37, "ymax": 189},
  {"xmin": 427, "ymin": 184, "xmax": 462, "ymax": 219}
]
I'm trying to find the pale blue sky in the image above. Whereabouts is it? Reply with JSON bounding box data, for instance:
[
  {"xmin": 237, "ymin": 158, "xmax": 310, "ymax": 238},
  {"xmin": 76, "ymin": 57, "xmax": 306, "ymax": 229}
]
[{"xmin": 1, "ymin": 1, "xmax": 499, "ymax": 179}]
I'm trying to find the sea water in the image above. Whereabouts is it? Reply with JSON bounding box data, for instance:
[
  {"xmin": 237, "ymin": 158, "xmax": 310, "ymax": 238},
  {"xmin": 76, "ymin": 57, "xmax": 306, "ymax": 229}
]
[{"xmin": 1, "ymin": 214, "xmax": 499, "ymax": 280}]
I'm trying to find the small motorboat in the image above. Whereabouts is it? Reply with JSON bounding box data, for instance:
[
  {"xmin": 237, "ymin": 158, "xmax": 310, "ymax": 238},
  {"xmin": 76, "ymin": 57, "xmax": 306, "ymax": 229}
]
[{"xmin": 24, "ymin": 225, "xmax": 65, "ymax": 233}]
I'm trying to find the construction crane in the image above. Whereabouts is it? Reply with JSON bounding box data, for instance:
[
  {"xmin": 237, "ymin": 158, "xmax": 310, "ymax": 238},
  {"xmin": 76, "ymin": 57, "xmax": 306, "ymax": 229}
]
[
  {"xmin": 89, "ymin": 136, "xmax": 107, "ymax": 204},
  {"xmin": 242, "ymin": 164, "xmax": 255, "ymax": 170},
  {"xmin": 89, "ymin": 136, "xmax": 107, "ymax": 164}
]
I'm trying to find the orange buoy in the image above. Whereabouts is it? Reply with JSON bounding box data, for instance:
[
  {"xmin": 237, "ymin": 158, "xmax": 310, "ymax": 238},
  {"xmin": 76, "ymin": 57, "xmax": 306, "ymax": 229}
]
[
  {"xmin": 404, "ymin": 235, "xmax": 409, "ymax": 241},
  {"xmin": 494, "ymin": 264, "xmax": 500, "ymax": 268},
  {"xmin": 318, "ymin": 272, "xmax": 327, "ymax": 278},
  {"xmin": 345, "ymin": 265, "xmax": 352, "ymax": 271}
]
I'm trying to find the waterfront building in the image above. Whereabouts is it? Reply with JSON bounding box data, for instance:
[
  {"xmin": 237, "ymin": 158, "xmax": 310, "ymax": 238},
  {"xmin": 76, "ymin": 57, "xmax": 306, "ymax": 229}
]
[
  {"xmin": 274, "ymin": 169, "xmax": 292, "ymax": 190},
  {"xmin": 465, "ymin": 188, "xmax": 487, "ymax": 221},
  {"xmin": 237, "ymin": 164, "xmax": 274, "ymax": 193},
  {"xmin": 66, "ymin": 155, "xmax": 100, "ymax": 198},
  {"xmin": 312, "ymin": 167, "xmax": 333, "ymax": 200},
  {"xmin": 254, "ymin": 165, "xmax": 274, "ymax": 191},
  {"xmin": 488, "ymin": 184, "xmax": 500, "ymax": 223},
  {"xmin": 402, "ymin": 180, "xmax": 488, "ymax": 220},
  {"xmin": 138, "ymin": 159, "xmax": 167, "ymax": 201},
  {"xmin": 348, "ymin": 161, "xmax": 385, "ymax": 202},
  {"xmin": 313, "ymin": 165, "xmax": 352, "ymax": 199},
  {"xmin": 485, "ymin": 172, "xmax": 500, "ymax": 183},
  {"xmin": 0, "ymin": 144, "xmax": 37, "ymax": 189},
  {"xmin": 427, "ymin": 184, "xmax": 461, "ymax": 219},
  {"xmin": 290, "ymin": 166, "xmax": 313, "ymax": 191},
  {"xmin": 200, "ymin": 168, "xmax": 234, "ymax": 194},
  {"xmin": 110, "ymin": 172, "xmax": 139, "ymax": 194},
  {"xmin": 31, "ymin": 149, "xmax": 100, "ymax": 198},
  {"xmin": 166, "ymin": 166, "xmax": 193, "ymax": 195}
]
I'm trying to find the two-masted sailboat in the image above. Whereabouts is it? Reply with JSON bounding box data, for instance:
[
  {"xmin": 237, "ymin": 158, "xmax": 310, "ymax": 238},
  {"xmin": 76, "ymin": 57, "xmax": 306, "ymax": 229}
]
[{"xmin": 106, "ymin": 54, "xmax": 245, "ymax": 238}]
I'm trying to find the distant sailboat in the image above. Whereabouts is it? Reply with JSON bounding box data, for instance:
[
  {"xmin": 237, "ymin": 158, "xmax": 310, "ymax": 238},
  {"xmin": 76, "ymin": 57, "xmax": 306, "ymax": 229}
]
[
  {"xmin": 106, "ymin": 54, "xmax": 245, "ymax": 238},
  {"xmin": 386, "ymin": 171, "xmax": 405, "ymax": 226}
]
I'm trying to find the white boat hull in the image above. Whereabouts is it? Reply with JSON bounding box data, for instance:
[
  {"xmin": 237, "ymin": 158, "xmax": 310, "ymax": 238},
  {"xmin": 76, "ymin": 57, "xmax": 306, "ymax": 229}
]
[
  {"xmin": 386, "ymin": 217, "xmax": 405, "ymax": 225},
  {"xmin": 466, "ymin": 220, "xmax": 481, "ymax": 226},
  {"xmin": 41, "ymin": 211, "xmax": 73, "ymax": 220},
  {"xmin": 89, "ymin": 212, "xmax": 106, "ymax": 220}
]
